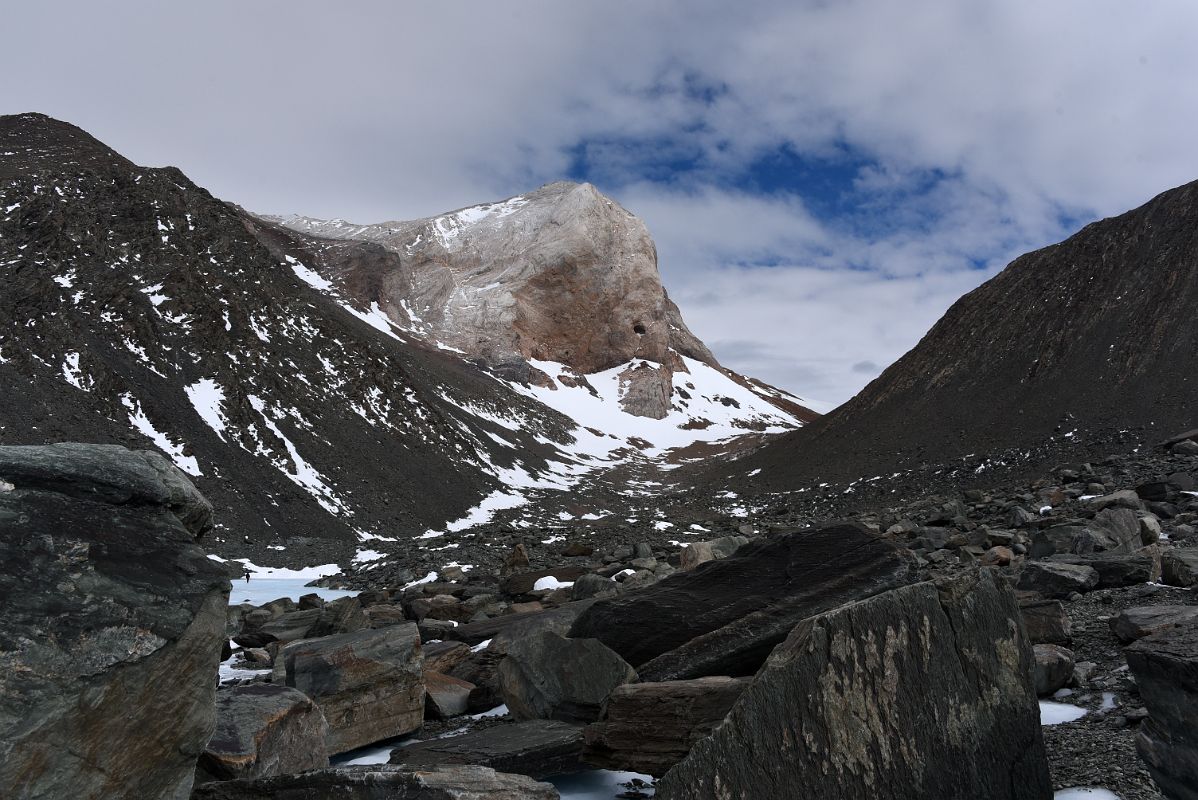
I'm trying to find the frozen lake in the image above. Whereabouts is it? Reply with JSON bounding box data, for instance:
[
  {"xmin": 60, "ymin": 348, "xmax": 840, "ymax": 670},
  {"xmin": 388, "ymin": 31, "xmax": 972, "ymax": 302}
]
[{"xmin": 214, "ymin": 556, "xmax": 356, "ymax": 607}]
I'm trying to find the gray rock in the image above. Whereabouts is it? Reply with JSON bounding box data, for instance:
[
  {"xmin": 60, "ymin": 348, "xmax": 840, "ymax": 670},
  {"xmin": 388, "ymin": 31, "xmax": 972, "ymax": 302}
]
[
  {"xmin": 1125, "ymin": 620, "xmax": 1198, "ymax": 799},
  {"xmin": 678, "ymin": 535, "xmax": 749, "ymax": 570},
  {"xmin": 583, "ymin": 676, "xmax": 751, "ymax": 777},
  {"xmin": 307, "ymin": 595, "xmax": 369, "ymax": 638},
  {"xmin": 1109, "ymin": 605, "xmax": 1198, "ymax": 643},
  {"xmin": 391, "ymin": 719, "xmax": 584, "ymax": 779},
  {"xmin": 1162, "ymin": 548, "xmax": 1198, "ymax": 587},
  {"xmin": 0, "ymin": 443, "xmax": 229, "ymax": 800},
  {"xmin": 1033, "ymin": 644, "xmax": 1075, "ymax": 696},
  {"xmin": 1140, "ymin": 515, "xmax": 1163, "ymax": 544},
  {"xmin": 1046, "ymin": 553, "xmax": 1154, "ymax": 587},
  {"xmin": 197, "ymin": 684, "xmax": 329, "ymax": 783},
  {"xmin": 275, "ymin": 624, "xmax": 424, "ymax": 754},
  {"xmin": 1019, "ymin": 599, "xmax": 1072, "ymax": 645},
  {"xmin": 1172, "ymin": 439, "xmax": 1198, "ymax": 456},
  {"xmin": 655, "ymin": 571, "xmax": 1050, "ymax": 800},
  {"xmin": 191, "ymin": 764, "xmax": 559, "ymax": 799},
  {"xmin": 1016, "ymin": 561, "xmax": 1099, "ymax": 598},
  {"xmin": 498, "ymin": 631, "xmax": 637, "ymax": 723},
  {"xmin": 1093, "ymin": 489, "xmax": 1144, "ymax": 511},
  {"xmin": 570, "ymin": 521, "xmax": 913, "ymax": 681},
  {"xmin": 570, "ymin": 573, "xmax": 618, "ymax": 600}
]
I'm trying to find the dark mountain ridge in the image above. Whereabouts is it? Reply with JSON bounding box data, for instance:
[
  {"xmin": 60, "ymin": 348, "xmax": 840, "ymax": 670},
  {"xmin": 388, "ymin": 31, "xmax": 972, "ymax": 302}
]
[
  {"xmin": 731, "ymin": 178, "xmax": 1198, "ymax": 492},
  {"xmin": 0, "ymin": 112, "xmax": 576, "ymax": 564}
]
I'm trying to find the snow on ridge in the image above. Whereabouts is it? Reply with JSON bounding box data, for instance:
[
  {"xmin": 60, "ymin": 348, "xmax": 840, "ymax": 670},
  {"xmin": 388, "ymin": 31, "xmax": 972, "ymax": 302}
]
[
  {"xmin": 185, "ymin": 378, "xmax": 228, "ymax": 442},
  {"xmin": 430, "ymin": 195, "xmax": 528, "ymax": 249},
  {"xmin": 120, "ymin": 392, "xmax": 201, "ymax": 476},
  {"xmin": 247, "ymin": 394, "xmax": 346, "ymax": 515}
]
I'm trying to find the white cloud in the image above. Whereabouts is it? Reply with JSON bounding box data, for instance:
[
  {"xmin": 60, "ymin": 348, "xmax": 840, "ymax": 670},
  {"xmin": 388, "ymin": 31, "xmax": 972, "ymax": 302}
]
[{"xmin": 3, "ymin": 1, "xmax": 1197, "ymax": 403}]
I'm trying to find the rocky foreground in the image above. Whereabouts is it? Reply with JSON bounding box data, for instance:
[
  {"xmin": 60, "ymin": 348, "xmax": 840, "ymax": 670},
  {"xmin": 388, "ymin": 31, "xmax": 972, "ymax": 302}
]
[{"xmin": 2, "ymin": 436, "xmax": 1197, "ymax": 799}]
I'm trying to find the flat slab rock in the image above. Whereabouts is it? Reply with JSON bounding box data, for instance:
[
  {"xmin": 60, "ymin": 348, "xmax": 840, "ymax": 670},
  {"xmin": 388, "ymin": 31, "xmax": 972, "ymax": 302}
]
[
  {"xmin": 390, "ymin": 719, "xmax": 584, "ymax": 779},
  {"xmin": 583, "ymin": 676, "xmax": 752, "ymax": 777},
  {"xmin": 569, "ymin": 521, "xmax": 913, "ymax": 680},
  {"xmin": 0, "ymin": 443, "xmax": 230, "ymax": 800},
  {"xmin": 498, "ymin": 631, "xmax": 637, "ymax": 723},
  {"xmin": 191, "ymin": 764, "xmax": 559, "ymax": 799},
  {"xmin": 655, "ymin": 570, "xmax": 1051, "ymax": 800},
  {"xmin": 1109, "ymin": 605, "xmax": 1198, "ymax": 644}
]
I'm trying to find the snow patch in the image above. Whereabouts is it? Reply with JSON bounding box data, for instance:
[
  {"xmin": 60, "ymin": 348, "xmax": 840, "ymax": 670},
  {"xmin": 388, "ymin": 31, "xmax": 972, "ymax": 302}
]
[
  {"xmin": 185, "ymin": 378, "xmax": 228, "ymax": 441},
  {"xmin": 120, "ymin": 393, "xmax": 201, "ymax": 476}
]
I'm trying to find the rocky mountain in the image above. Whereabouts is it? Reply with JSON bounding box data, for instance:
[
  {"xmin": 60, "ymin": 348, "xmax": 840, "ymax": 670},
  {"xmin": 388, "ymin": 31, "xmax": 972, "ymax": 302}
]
[
  {"xmin": 731, "ymin": 178, "xmax": 1198, "ymax": 494},
  {"xmin": 0, "ymin": 113, "xmax": 816, "ymax": 566}
]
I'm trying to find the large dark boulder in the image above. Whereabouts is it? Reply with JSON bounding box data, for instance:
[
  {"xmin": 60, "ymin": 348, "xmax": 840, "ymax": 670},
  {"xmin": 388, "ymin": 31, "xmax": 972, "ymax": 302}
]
[
  {"xmin": 1162, "ymin": 549, "xmax": 1198, "ymax": 587},
  {"xmin": 197, "ymin": 684, "xmax": 329, "ymax": 782},
  {"xmin": 583, "ymin": 676, "xmax": 751, "ymax": 777},
  {"xmin": 1125, "ymin": 620, "xmax": 1198, "ymax": 799},
  {"xmin": 498, "ymin": 631, "xmax": 636, "ymax": 723},
  {"xmin": 1046, "ymin": 552, "xmax": 1154, "ymax": 587},
  {"xmin": 390, "ymin": 719, "xmax": 584, "ymax": 779},
  {"xmin": 274, "ymin": 624, "xmax": 424, "ymax": 754},
  {"xmin": 0, "ymin": 443, "xmax": 230, "ymax": 800},
  {"xmin": 191, "ymin": 764, "xmax": 559, "ymax": 799},
  {"xmin": 1016, "ymin": 561, "xmax": 1099, "ymax": 598},
  {"xmin": 655, "ymin": 571, "xmax": 1051, "ymax": 800},
  {"xmin": 569, "ymin": 521, "xmax": 912, "ymax": 680}
]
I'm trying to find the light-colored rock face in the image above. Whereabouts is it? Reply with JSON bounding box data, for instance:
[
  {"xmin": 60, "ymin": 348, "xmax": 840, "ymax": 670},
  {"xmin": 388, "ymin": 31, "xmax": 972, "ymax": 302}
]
[{"xmin": 271, "ymin": 182, "xmax": 715, "ymax": 380}]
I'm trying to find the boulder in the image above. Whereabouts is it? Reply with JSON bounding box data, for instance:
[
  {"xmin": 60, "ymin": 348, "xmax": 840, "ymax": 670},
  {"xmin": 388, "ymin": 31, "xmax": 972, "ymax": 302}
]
[
  {"xmin": 256, "ymin": 608, "xmax": 323, "ymax": 645},
  {"xmin": 1092, "ymin": 489, "xmax": 1144, "ymax": 511},
  {"xmin": 191, "ymin": 764, "xmax": 559, "ymax": 799},
  {"xmin": 1016, "ymin": 561, "xmax": 1099, "ymax": 598},
  {"xmin": 1046, "ymin": 553, "xmax": 1153, "ymax": 587},
  {"xmin": 570, "ymin": 521, "xmax": 912, "ymax": 680},
  {"xmin": 498, "ymin": 631, "xmax": 637, "ymax": 723},
  {"xmin": 678, "ymin": 535, "xmax": 749, "ymax": 570},
  {"xmin": 391, "ymin": 719, "xmax": 584, "ymax": 779},
  {"xmin": 197, "ymin": 684, "xmax": 329, "ymax": 783},
  {"xmin": 1019, "ymin": 599, "xmax": 1072, "ymax": 645},
  {"xmin": 1162, "ymin": 549, "xmax": 1198, "ymax": 587},
  {"xmin": 569, "ymin": 573, "xmax": 618, "ymax": 600},
  {"xmin": 424, "ymin": 640, "xmax": 473, "ymax": 674},
  {"xmin": 655, "ymin": 571, "xmax": 1051, "ymax": 800},
  {"xmin": 424, "ymin": 671, "xmax": 475, "ymax": 719},
  {"xmin": 583, "ymin": 676, "xmax": 752, "ymax": 777},
  {"xmin": 1032, "ymin": 644, "xmax": 1075, "ymax": 696},
  {"xmin": 307, "ymin": 595, "xmax": 369, "ymax": 638},
  {"xmin": 1125, "ymin": 620, "xmax": 1198, "ymax": 799},
  {"xmin": 275, "ymin": 624, "xmax": 424, "ymax": 754},
  {"xmin": 1109, "ymin": 606, "xmax": 1198, "ymax": 644},
  {"xmin": 0, "ymin": 443, "xmax": 229, "ymax": 800}
]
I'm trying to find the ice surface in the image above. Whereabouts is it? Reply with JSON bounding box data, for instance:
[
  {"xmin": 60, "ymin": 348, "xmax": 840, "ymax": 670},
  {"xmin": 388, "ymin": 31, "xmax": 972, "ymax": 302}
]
[
  {"xmin": 1040, "ymin": 700, "xmax": 1087, "ymax": 725},
  {"xmin": 548, "ymin": 770, "xmax": 655, "ymax": 799},
  {"xmin": 1054, "ymin": 790, "xmax": 1121, "ymax": 799}
]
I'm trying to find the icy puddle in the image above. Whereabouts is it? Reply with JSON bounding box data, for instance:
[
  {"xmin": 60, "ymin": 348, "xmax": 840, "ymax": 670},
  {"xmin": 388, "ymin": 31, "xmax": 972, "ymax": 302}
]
[
  {"xmin": 548, "ymin": 770, "xmax": 654, "ymax": 799},
  {"xmin": 1055, "ymin": 790, "xmax": 1121, "ymax": 799},
  {"xmin": 1039, "ymin": 700, "xmax": 1088, "ymax": 725},
  {"xmin": 227, "ymin": 578, "xmax": 356, "ymax": 607}
]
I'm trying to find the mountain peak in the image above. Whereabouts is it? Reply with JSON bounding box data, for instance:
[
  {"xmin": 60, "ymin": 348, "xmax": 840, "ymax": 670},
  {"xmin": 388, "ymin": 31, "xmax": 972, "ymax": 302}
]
[{"xmin": 0, "ymin": 112, "xmax": 134, "ymax": 180}]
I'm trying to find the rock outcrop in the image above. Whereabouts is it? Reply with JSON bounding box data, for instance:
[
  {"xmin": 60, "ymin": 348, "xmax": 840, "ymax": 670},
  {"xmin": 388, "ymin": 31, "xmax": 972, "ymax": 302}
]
[
  {"xmin": 1125, "ymin": 619, "xmax": 1198, "ymax": 799},
  {"xmin": 655, "ymin": 571, "xmax": 1051, "ymax": 800},
  {"xmin": 274, "ymin": 624, "xmax": 424, "ymax": 754},
  {"xmin": 582, "ymin": 676, "xmax": 751, "ymax": 777},
  {"xmin": 197, "ymin": 684, "xmax": 329, "ymax": 783},
  {"xmin": 191, "ymin": 764, "xmax": 559, "ymax": 800},
  {"xmin": 268, "ymin": 182, "xmax": 716, "ymax": 379},
  {"xmin": 0, "ymin": 443, "xmax": 230, "ymax": 800},
  {"xmin": 569, "ymin": 521, "xmax": 912, "ymax": 679}
]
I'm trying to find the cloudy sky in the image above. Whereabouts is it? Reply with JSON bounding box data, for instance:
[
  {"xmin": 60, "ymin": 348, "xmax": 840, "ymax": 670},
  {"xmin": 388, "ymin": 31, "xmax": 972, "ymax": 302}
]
[{"xmin": 4, "ymin": 2, "xmax": 1197, "ymax": 407}]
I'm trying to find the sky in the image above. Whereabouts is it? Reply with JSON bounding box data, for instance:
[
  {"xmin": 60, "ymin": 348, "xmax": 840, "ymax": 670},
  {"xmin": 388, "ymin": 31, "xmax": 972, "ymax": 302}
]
[{"xmin": 4, "ymin": 1, "xmax": 1198, "ymax": 407}]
